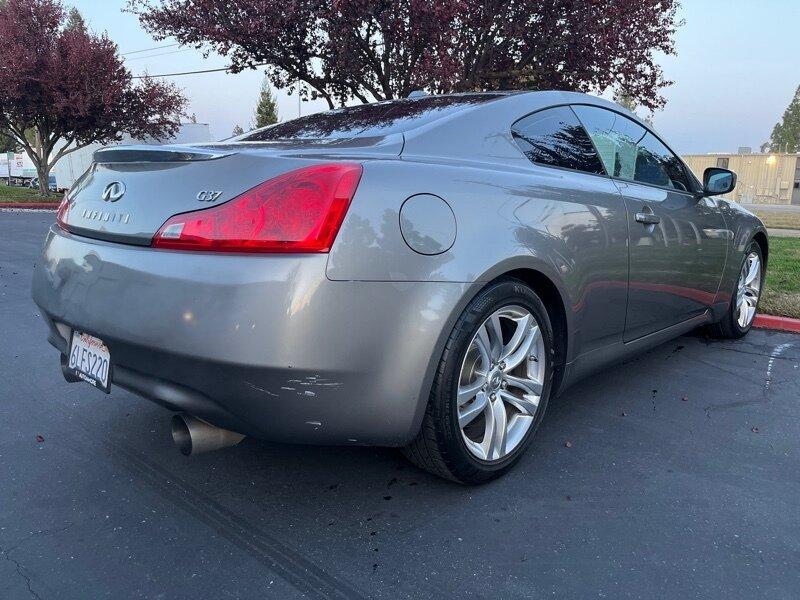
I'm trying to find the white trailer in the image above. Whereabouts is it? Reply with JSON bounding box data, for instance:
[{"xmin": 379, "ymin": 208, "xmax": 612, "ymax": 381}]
[{"xmin": 1, "ymin": 151, "xmax": 37, "ymax": 184}]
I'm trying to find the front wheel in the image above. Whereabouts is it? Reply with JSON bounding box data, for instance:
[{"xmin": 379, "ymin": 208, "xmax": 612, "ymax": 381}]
[
  {"xmin": 712, "ymin": 240, "xmax": 764, "ymax": 339},
  {"xmin": 403, "ymin": 279, "xmax": 554, "ymax": 484}
]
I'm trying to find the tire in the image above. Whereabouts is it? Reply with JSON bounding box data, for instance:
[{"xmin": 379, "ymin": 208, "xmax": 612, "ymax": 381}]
[
  {"xmin": 712, "ymin": 240, "xmax": 764, "ymax": 339},
  {"xmin": 403, "ymin": 278, "xmax": 555, "ymax": 484}
]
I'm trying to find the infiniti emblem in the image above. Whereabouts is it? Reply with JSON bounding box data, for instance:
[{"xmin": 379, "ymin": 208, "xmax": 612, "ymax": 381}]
[
  {"xmin": 101, "ymin": 181, "xmax": 126, "ymax": 202},
  {"xmin": 488, "ymin": 370, "xmax": 503, "ymax": 391}
]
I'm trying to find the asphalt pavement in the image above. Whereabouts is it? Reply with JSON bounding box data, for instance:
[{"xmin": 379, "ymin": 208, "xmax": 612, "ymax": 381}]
[{"xmin": 2, "ymin": 211, "xmax": 799, "ymax": 599}]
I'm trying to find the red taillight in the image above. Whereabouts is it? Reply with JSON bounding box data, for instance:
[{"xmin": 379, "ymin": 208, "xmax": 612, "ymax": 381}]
[
  {"xmin": 152, "ymin": 163, "xmax": 363, "ymax": 253},
  {"xmin": 56, "ymin": 195, "xmax": 71, "ymax": 229}
]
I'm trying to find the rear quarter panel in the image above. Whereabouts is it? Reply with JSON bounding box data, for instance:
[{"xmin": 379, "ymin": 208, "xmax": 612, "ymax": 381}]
[{"xmin": 327, "ymin": 93, "xmax": 632, "ymax": 361}]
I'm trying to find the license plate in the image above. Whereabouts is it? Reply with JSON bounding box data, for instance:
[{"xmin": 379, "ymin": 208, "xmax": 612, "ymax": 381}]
[{"xmin": 68, "ymin": 331, "xmax": 111, "ymax": 393}]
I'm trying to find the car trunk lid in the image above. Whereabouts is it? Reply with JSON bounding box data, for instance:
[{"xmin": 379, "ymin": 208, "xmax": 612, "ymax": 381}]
[{"xmin": 60, "ymin": 136, "xmax": 401, "ymax": 246}]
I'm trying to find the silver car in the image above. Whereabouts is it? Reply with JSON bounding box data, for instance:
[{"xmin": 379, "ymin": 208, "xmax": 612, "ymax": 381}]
[{"xmin": 32, "ymin": 91, "xmax": 768, "ymax": 484}]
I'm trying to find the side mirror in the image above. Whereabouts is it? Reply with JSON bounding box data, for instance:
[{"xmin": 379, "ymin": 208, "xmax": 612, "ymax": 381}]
[{"xmin": 703, "ymin": 167, "xmax": 736, "ymax": 196}]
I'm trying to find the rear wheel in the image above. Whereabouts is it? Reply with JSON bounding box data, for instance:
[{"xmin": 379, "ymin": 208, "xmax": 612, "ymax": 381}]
[
  {"xmin": 403, "ymin": 279, "xmax": 554, "ymax": 484},
  {"xmin": 712, "ymin": 240, "xmax": 764, "ymax": 339}
]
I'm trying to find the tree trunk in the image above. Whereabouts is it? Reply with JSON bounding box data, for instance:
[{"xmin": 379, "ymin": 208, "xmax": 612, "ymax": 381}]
[{"xmin": 35, "ymin": 163, "xmax": 51, "ymax": 198}]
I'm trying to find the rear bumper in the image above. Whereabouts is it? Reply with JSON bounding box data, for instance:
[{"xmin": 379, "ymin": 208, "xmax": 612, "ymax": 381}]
[{"xmin": 32, "ymin": 226, "xmax": 471, "ymax": 446}]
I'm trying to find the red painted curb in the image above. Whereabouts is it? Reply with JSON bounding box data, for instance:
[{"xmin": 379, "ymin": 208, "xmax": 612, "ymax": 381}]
[
  {"xmin": 0, "ymin": 202, "xmax": 59, "ymax": 209},
  {"xmin": 754, "ymin": 314, "xmax": 800, "ymax": 333}
]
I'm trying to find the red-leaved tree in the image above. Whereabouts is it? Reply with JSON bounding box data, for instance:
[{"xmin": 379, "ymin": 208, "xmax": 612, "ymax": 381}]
[
  {"xmin": 128, "ymin": 0, "xmax": 679, "ymax": 111},
  {"xmin": 0, "ymin": 0, "xmax": 187, "ymax": 196}
]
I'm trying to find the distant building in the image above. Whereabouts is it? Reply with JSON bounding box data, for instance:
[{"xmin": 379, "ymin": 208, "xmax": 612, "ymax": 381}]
[
  {"xmin": 52, "ymin": 122, "xmax": 212, "ymax": 190},
  {"xmin": 683, "ymin": 152, "xmax": 800, "ymax": 205}
]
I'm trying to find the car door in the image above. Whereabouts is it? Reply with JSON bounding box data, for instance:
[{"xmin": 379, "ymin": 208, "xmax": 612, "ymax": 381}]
[
  {"xmin": 573, "ymin": 105, "xmax": 728, "ymax": 341},
  {"xmin": 510, "ymin": 105, "xmax": 629, "ymax": 354}
]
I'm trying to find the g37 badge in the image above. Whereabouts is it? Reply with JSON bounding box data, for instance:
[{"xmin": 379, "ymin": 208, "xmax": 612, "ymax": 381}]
[{"xmin": 197, "ymin": 190, "xmax": 223, "ymax": 202}]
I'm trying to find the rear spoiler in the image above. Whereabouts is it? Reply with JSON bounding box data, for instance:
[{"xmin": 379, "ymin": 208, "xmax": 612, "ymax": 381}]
[{"xmin": 93, "ymin": 145, "xmax": 232, "ymax": 164}]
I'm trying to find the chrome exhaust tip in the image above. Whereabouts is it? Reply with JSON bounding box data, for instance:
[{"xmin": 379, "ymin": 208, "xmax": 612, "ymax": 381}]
[{"xmin": 171, "ymin": 413, "xmax": 245, "ymax": 456}]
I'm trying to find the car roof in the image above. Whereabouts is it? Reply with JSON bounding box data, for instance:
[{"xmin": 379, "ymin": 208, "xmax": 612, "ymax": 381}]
[{"xmin": 399, "ymin": 90, "xmax": 681, "ymax": 170}]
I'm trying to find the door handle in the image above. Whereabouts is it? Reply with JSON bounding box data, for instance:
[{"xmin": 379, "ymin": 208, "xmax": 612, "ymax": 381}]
[{"xmin": 635, "ymin": 212, "xmax": 661, "ymax": 225}]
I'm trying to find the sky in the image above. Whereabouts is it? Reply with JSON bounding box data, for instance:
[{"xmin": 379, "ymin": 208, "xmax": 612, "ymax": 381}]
[{"xmin": 70, "ymin": 0, "xmax": 800, "ymax": 154}]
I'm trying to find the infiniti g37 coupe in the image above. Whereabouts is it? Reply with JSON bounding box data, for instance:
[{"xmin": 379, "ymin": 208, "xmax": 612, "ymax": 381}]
[{"xmin": 33, "ymin": 91, "xmax": 767, "ymax": 484}]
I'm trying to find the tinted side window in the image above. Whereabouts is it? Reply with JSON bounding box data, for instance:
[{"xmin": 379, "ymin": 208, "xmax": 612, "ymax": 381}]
[
  {"xmin": 511, "ymin": 106, "xmax": 606, "ymax": 175},
  {"xmin": 635, "ymin": 133, "xmax": 691, "ymax": 191},
  {"xmin": 573, "ymin": 105, "xmax": 690, "ymax": 191}
]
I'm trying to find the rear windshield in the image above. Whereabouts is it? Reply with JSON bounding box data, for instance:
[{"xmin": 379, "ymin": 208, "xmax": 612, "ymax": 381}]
[{"xmin": 241, "ymin": 94, "xmax": 505, "ymax": 141}]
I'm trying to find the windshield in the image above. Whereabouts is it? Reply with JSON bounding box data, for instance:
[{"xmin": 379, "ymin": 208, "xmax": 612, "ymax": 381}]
[{"xmin": 240, "ymin": 94, "xmax": 506, "ymax": 141}]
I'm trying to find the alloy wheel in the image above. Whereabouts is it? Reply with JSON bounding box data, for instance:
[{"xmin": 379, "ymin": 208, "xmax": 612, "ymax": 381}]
[
  {"xmin": 457, "ymin": 305, "xmax": 546, "ymax": 462},
  {"xmin": 736, "ymin": 251, "xmax": 761, "ymax": 329}
]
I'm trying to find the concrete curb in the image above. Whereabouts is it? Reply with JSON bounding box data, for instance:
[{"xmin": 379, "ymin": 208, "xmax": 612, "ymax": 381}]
[
  {"xmin": 0, "ymin": 202, "xmax": 60, "ymax": 210},
  {"xmin": 754, "ymin": 314, "xmax": 800, "ymax": 333}
]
